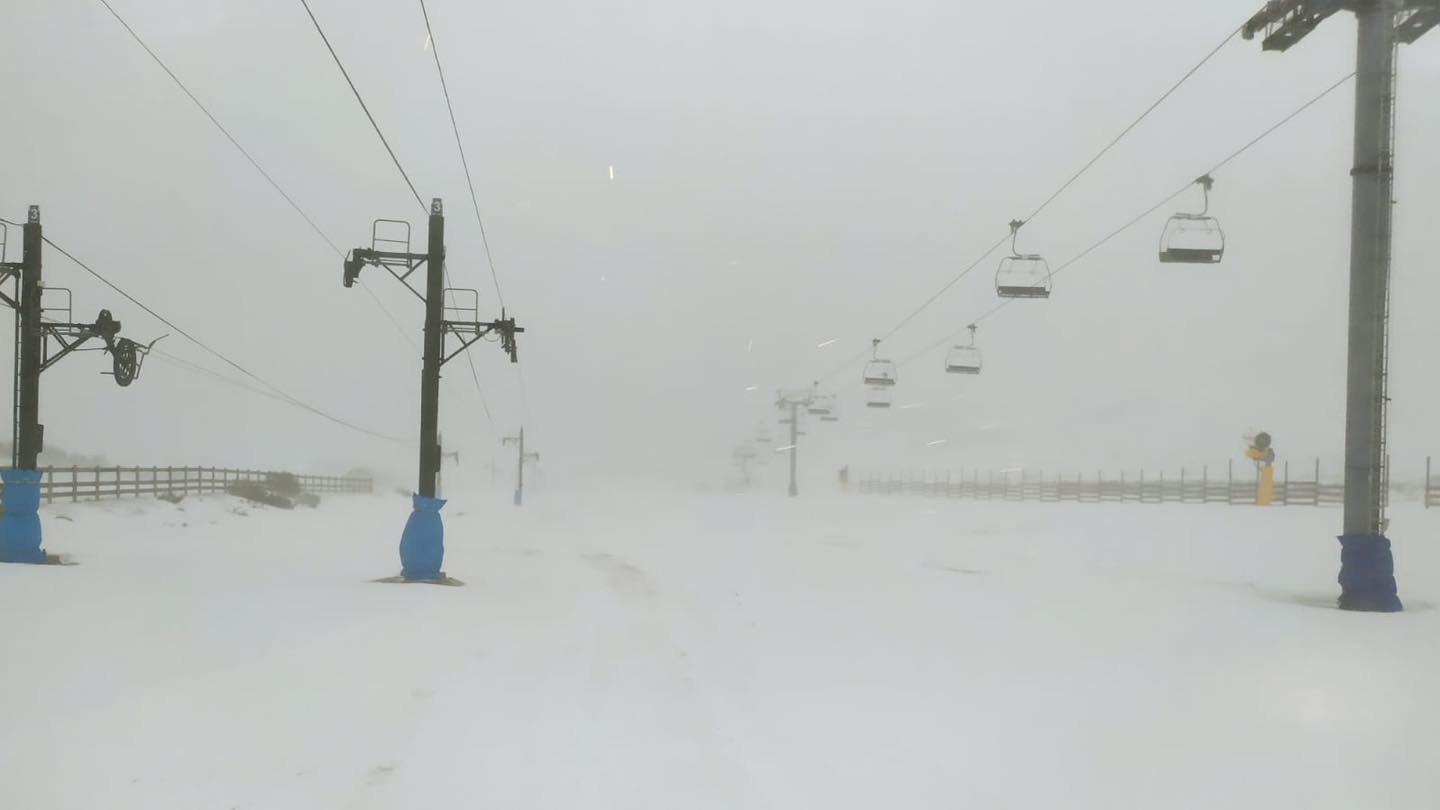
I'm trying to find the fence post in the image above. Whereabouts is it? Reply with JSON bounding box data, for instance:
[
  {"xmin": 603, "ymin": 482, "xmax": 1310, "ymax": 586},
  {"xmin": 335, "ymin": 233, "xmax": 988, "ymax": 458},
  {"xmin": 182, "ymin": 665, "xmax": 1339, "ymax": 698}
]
[
  {"xmin": 1159, "ymin": 470, "xmax": 1165, "ymax": 503},
  {"xmin": 1227, "ymin": 460, "xmax": 1233, "ymax": 505},
  {"xmin": 1202, "ymin": 465, "xmax": 1208, "ymax": 504},
  {"xmin": 1283, "ymin": 461, "xmax": 1289, "ymax": 506},
  {"xmin": 1315, "ymin": 458, "xmax": 1321, "ymax": 507}
]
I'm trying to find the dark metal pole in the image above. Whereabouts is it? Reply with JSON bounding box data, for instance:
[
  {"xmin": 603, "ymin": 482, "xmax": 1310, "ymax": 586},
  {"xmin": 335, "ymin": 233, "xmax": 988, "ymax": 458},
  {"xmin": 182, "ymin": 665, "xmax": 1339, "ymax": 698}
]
[
  {"xmin": 417, "ymin": 199, "xmax": 445, "ymax": 498},
  {"xmin": 16, "ymin": 206, "xmax": 42, "ymax": 470},
  {"xmin": 787, "ymin": 402, "xmax": 799, "ymax": 497},
  {"xmin": 1338, "ymin": 0, "xmax": 1402, "ymax": 611},
  {"xmin": 515, "ymin": 426, "xmax": 525, "ymax": 506}
]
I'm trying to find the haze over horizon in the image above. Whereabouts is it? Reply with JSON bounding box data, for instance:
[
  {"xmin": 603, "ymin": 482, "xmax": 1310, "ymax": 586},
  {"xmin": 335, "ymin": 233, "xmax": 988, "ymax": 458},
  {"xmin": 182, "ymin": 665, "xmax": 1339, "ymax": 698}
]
[{"xmin": 1, "ymin": 0, "xmax": 1436, "ymax": 490}]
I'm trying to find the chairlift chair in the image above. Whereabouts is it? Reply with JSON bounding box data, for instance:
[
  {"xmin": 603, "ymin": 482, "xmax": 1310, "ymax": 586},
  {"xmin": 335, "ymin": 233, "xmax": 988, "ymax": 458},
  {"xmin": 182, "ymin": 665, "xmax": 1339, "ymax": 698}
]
[
  {"xmin": 1159, "ymin": 175, "xmax": 1225, "ymax": 264},
  {"xmin": 862, "ymin": 338, "xmax": 897, "ymax": 386},
  {"xmin": 996, "ymin": 219, "xmax": 1052, "ymax": 299},
  {"xmin": 865, "ymin": 387, "xmax": 893, "ymax": 409},
  {"xmin": 807, "ymin": 392, "xmax": 835, "ymax": 416},
  {"xmin": 945, "ymin": 324, "xmax": 982, "ymax": 374},
  {"xmin": 816, "ymin": 394, "xmax": 840, "ymax": 422}
]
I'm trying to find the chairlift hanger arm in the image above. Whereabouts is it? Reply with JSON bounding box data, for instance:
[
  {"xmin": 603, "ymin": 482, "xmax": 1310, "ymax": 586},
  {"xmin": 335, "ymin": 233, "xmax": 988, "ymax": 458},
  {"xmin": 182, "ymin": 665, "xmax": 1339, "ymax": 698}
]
[
  {"xmin": 343, "ymin": 247, "xmax": 429, "ymax": 303},
  {"xmin": 0, "ymin": 263, "xmax": 20, "ymax": 310},
  {"xmin": 39, "ymin": 324, "xmax": 101, "ymax": 373},
  {"xmin": 1398, "ymin": 2, "xmax": 1440, "ymax": 43},
  {"xmin": 37, "ymin": 311, "xmax": 162, "ymax": 385},
  {"xmin": 1243, "ymin": 0, "xmax": 1437, "ymax": 50},
  {"xmin": 439, "ymin": 316, "xmax": 524, "ymax": 367}
]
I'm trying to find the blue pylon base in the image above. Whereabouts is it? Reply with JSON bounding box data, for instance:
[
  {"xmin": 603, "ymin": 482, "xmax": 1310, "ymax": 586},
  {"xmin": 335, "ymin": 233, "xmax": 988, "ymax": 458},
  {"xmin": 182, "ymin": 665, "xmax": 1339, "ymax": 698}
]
[{"xmin": 1337, "ymin": 533, "xmax": 1403, "ymax": 613}]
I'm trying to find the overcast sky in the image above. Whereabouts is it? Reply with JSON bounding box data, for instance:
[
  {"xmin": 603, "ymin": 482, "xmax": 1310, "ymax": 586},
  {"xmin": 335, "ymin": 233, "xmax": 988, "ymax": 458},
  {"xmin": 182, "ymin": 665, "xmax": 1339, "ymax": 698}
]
[{"xmin": 1, "ymin": 0, "xmax": 1436, "ymax": 490}]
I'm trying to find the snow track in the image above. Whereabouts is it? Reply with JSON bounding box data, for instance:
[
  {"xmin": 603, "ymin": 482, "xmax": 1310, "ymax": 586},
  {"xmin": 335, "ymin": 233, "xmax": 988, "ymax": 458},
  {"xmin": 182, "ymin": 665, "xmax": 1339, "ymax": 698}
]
[{"xmin": 2, "ymin": 490, "xmax": 1438, "ymax": 808}]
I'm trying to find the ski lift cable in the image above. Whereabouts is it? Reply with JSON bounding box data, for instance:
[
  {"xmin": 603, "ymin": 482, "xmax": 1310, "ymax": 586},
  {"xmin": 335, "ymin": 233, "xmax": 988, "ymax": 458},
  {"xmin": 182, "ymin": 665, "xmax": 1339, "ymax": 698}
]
[
  {"xmin": 3, "ymin": 226, "xmax": 411, "ymax": 443},
  {"xmin": 151, "ymin": 349, "xmax": 295, "ymax": 406},
  {"xmin": 151, "ymin": 348, "xmax": 423, "ymax": 441},
  {"xmin": 462, "ymin": 349, "xmax": 499, "ymax": 442},
  {"xmin": 297, "ymin": 0, "xmax": 427, "ymax": 214},
  {"xmin": 301, "ymin": 0, "xmax": 512, "ymax": 425},
  {"xmin": 417, "ymin": 0, "xmax": 531, "ymax": 430},
  {"xmin": 93, "ymin": 0, "xmax": 420, "ymax": 353},
  {"xmin": 1020, "ymin": 24, "xmax": 1244, "ymax": 226},
  {"xmin": 418, "ymin": 0, "xmax": 509, "ymax": 313},
  {"xmin": 814, "ymin": 23, "xmax": 1244, "ymax": 387},
  {"xmin": 894, "ymin": 71, "xmax": 1357, "ymax": 371},
  {"xmin": 865, "ymin": 23, "xmax": 1243, "ymax": 350}
]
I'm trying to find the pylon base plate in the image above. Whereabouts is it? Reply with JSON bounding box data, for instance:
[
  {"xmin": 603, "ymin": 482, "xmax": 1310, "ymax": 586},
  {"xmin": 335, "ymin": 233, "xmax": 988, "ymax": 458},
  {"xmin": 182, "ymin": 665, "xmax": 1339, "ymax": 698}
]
[{"xmin": 371, "ymin": 573, "xmax": 464, "ymax": 587}]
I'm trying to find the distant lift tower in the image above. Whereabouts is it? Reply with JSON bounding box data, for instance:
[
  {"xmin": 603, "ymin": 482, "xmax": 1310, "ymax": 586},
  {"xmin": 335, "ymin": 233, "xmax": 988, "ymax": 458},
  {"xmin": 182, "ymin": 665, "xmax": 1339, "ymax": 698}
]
[
  {"xmin": 1242, "ymin": 0, "xmax": 1438, "ymax": 611},
  {"xmin": 775, "ymin": 387, "xmax": 816, "ymax": 497},
  {"xmin": 501, "ymin": 427, "xmax": 538, "ymax": 506},
  {"xmin": 343, "ymin": 198, "xmax": 523, "ymax": 583}
]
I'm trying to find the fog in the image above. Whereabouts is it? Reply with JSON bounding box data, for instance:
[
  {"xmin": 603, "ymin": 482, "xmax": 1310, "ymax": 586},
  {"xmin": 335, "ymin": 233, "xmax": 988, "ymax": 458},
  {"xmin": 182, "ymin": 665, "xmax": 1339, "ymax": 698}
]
[{"xmin": 1, "ymin": 0, "xmax": 1437, "ymax": 491}]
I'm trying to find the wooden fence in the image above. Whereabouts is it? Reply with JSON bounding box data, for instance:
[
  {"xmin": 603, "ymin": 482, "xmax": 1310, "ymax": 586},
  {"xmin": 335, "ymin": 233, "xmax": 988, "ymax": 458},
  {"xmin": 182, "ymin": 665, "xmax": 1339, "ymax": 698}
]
[
  {"xmin": 0, "ymin": 466, "xmax": 372, "ymax": 504},
  {"xmin": 1428, "ymin": 457, "xmax": 1440, "ymax": 509},
  {"xmin": 856, "ymin": 460, "xmax": 1345, "ymax": 507}
]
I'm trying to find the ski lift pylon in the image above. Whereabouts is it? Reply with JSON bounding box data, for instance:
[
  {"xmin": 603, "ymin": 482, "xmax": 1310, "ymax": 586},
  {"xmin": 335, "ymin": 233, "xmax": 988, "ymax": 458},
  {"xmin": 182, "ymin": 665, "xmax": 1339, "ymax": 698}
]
[{"xmin": 996, "ymin": 219, "xmax": 1052, "ymax": 299}]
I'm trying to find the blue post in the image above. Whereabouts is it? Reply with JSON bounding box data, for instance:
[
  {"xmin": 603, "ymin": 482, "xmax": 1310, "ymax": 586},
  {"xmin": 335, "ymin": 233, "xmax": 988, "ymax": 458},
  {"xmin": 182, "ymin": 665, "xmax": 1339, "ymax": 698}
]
[
  {"xmin": 0, "ymin": 468, "xmax": 46, "ymax": 563},
  {"xmin": 398, "ymin": 494, "xmax": 446, "ymax": 580},
  {"xmin": 1337, "ymin": 535, "xmax": 1402, "ymax": 612}
]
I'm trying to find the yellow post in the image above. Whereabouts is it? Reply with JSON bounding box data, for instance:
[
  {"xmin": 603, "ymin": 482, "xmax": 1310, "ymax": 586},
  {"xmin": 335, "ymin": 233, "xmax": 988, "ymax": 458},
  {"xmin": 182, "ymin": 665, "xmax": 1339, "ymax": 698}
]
[
  {"xmin": 1246, "ymin": 439, "xmax": 1276, "ymax": 506},
  {"xmin": 1256, "ymin": 463, "xmax": 1274, "ymax": 506}
]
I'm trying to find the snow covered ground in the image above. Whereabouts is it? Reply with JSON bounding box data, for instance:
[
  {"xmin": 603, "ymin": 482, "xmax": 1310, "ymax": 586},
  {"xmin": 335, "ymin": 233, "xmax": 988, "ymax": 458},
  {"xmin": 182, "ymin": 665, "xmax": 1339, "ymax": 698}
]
[{"xmin": 2, "ymin": 485, "xmax": 1438, "ymax": 809}]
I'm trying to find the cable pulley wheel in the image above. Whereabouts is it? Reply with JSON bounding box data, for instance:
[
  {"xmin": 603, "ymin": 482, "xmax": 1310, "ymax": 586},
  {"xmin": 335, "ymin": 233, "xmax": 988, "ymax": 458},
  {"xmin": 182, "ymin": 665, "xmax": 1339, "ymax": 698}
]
[{"xmin": 111, "ymin": 339, "xmax": 138, "ymax": 387}]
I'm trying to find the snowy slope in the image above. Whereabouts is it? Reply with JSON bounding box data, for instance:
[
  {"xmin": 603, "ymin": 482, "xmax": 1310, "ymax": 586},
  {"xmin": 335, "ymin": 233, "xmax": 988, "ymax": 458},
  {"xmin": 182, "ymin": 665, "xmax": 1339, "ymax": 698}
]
[{"xmin": 1, "ymin": 488, "xmax": 1437, "ymax": 809}]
